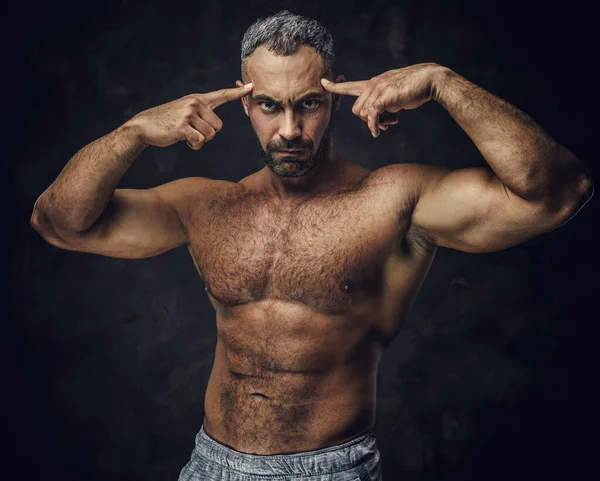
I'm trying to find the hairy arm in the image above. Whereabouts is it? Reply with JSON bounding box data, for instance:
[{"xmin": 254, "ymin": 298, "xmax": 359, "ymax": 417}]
[
  {"xmin": 30, "ymin": 85, "xmax": 249, "ymax": 258},
  {"xmin": 31, "ymin": 122, "xmax": 211, "ymax": 258},
  {"xmin": 32, "ymin": 123, "xmax": 148, "ymax": 234},
  {"xmin": 32, "ymin": 177, "xmax": 211, "ymax": 258},
  {"xmin": 400, "ymin": 68, "xmax": 593, "ymax": 253}
]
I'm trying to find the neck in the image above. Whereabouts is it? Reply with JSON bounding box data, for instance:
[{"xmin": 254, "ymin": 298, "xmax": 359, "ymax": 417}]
[{"xmin": 262, "ymin": 135, "xmax": 344, "ymax": 203}]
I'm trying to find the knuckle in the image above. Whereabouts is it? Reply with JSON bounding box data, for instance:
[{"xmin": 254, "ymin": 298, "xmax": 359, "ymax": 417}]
[
  {"xmin": 186, "ymin": 137, "xmax": 199, "ymax": 150},
  {"xmin": 188, "ymin": 132, "xmax": 205, "ymax": 149},
  {"xmin": 186, "ymin": 96, "xmax": 200, "ymax": 107}
]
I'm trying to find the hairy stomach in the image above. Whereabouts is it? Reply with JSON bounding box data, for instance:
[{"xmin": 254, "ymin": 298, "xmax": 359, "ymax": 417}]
[{"xmin": 202, "ymin": 300, "xmax": 382, "ymax": 453}]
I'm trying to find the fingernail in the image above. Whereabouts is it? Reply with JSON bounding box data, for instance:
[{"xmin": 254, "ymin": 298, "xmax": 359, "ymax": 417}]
[
  {"xmin": 244, "ymin": 82, "xmax": 253, "ymax": 89},
  {"xmin": 320, "ymin": 78, "xmax": 330, "ymax": 85}
]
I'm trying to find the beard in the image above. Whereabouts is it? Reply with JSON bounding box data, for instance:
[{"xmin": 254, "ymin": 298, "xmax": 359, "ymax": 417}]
[{"xmin": 255, "ymin": 118, "xmax": 333, "ymax": 178}]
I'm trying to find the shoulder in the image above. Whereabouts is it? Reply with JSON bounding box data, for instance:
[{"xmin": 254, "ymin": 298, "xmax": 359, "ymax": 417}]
[
  {"xmin": 360, "ymin": 163, "xmax": 433, "ymax": 207},
  {"xmin": 366, "ymin": 163, "xmax": 458, "ymax": 210},
  {"xmin": 152, "ymin": 176, "xmax": 239, "ymax": 203},
  {"xmin": 151, "ymin": 176, "xmax": 241, "ymax": 224},
  {"xmin": 367, "ymin": 163, "xmax": 450, "ymax": 189},
  {"xmin": 366, "ymin": 163, "xmax": 448, "ymax": 252}
]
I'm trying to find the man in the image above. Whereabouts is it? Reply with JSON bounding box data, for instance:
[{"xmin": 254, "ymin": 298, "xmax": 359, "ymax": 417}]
[{"xmin": 30, "ymin": 9, "xmax": 592, "ymax": 481}]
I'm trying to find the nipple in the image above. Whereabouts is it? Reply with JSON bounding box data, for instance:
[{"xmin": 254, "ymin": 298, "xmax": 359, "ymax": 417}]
[{"xmin": 340, "ymin": 279, "xmax": 354, "ymax": 294}]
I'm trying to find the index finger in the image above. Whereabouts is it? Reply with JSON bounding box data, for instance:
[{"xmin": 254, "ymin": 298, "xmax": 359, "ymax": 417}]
[
  {"xmin": 320, "ymin": 79, "xmax": 368, "ymax": 97},
  {"xmin": 203, "ymin": 83, "xmax": 254, "ymax": 109}
]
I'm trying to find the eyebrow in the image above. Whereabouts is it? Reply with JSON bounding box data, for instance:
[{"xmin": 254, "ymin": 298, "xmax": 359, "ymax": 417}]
[{"xmin": 250, "ymin": 92, "xmax": 327, "ymax": 106}]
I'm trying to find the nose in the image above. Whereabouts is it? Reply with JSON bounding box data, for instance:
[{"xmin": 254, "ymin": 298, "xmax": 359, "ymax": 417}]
[{"xmin": 277, "ymin": 109, "xmax": 302, "ymax": 141}]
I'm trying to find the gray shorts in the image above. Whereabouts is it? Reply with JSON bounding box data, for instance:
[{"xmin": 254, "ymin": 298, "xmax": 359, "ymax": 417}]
[{"xmin": 177, "ymin": 424, "xmax": 383, "ymax": 480}]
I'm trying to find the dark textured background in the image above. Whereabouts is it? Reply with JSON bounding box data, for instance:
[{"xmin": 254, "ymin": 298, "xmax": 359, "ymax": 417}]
[{"xmin": 4, "ymin": 0, "xmax": 598, "ymax": 480}]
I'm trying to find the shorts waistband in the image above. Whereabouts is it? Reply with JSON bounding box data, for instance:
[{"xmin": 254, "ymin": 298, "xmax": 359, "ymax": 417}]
[{"xmin": 194, "ymin": 425, "xmax": 379, "ymax": 476}]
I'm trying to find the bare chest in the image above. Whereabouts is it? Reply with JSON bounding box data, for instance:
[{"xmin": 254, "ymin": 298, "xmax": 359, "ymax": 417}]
[{"xmin": 187, "ymin": 185, "xmax": 405, "ymax": 314}]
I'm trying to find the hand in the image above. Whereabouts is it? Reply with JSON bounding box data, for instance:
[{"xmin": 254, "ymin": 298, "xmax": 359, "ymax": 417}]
[
  {"xmin": 321, "ymin": 63, "xmax": 445, "ymax": 137},
  {"xmin": 125, "ymin": 83, "xmax": 254, "ymax": 149}
]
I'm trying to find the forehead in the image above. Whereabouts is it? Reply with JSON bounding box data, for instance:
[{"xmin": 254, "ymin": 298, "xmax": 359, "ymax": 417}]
[{"xmin": 244, "ymin": 44, "xmax": 327, "ymax": 102}]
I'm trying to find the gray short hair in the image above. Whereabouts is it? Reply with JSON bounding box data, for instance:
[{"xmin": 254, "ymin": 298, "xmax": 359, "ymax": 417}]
[{"xmin": 240, "ymin": 10, "xmax": 335, "ymax": 81}]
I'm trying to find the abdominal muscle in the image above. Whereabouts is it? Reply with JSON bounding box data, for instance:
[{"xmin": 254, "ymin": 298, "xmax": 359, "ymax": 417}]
[{"xmin": 202, "ymin": 299, "xmax": 383, "ymax": 455}]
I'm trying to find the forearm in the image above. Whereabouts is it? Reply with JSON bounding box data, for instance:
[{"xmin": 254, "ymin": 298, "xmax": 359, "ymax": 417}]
[
  {"xmin": 32, "ymin": 121, "xmax": 147, "ymax": 233},
  {"xmin": 432, "ymin": 67, "xmax": 593, "ymax": 206}
]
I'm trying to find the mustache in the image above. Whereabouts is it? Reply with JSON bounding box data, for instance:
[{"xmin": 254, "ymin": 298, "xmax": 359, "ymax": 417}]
[{"xmin": 267, "ymin": 138, "xmax": 314, "ymax": 151}]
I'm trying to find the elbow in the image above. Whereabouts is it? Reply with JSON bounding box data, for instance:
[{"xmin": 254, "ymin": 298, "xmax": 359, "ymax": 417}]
[
  {"xmin": 580, "ymin": 173, "xmax": 594, "ymax": 203},
  {"xmin": 31, "ymin": 190, "xmax": 93, "ymax": 234},
  {"xmin": 568, "ymin": 172, "xmax": 594, "ymax": 213},
  {"xmin": 30, "ymin": 209, "xmax": 44, "ymax": 235},
  {"xmin": 546, "ymin": 173, "xmax": 594, "ymax": 227},
  {"xmin": 566, "ymin": 159, "xmax": 594, "ymax": 210},
  {"xmin": 30, "ymin": 195, "xmax": 50, "ymax": 235},
  {"xmin": 30, "ymin": 195, "xmax": 77, "ymax": 248},
  {"xmin": 30, "ymin": 204, "xmax": 60, "ymax": 246}
]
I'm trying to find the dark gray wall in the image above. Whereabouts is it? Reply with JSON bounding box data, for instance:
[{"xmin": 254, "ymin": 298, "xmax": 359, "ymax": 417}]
[{"xmin": 5, "ymin": 0, "xmax": 597, "ymax": 480}]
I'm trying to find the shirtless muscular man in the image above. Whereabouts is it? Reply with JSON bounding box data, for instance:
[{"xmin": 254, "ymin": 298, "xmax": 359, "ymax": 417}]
[{"xmin": 30, "ymin": 10, "xmax": 593, "ymax": 481}]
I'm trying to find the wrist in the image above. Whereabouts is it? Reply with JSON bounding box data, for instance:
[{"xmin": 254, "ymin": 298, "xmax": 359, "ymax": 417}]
[
  {"xmin": 118, "ymin": 118, "xmax": 149, "ymax": 150},
  {"xmin": 430, "ymin": 65, "xmax": 455, "ymax": 104}
]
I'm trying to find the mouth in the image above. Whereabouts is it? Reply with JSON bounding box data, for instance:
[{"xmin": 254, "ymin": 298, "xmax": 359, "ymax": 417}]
[{"xmin": 276, "ymin": 150, "xmax": 306, "ymax": 158}]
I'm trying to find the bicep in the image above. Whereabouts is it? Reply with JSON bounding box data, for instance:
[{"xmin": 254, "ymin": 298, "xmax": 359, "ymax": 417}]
[
  {"xmin": 49, "ymin": 178, "xmax": 204, "ymax": 259},
  {"xmin": 410, "ymin": 165, "xmax": 564, "ymax": 253}
]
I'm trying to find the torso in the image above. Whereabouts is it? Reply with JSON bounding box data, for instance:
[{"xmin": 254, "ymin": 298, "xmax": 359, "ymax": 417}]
[{"xmin": 185, "ymin": 160, "xmax": 437, "ymax": 454}]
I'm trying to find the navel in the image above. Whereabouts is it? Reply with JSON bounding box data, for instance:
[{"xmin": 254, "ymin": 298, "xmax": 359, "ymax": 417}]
[
  {"xmin": 249, "ymin": 392, "xmax": 270, "ymax": 399},
  {"xmin": 340, "ymin": 279, "xmax": 354, "ymax": 294}
]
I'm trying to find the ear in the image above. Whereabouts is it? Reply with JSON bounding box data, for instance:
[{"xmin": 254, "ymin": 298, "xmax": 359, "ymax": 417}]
[
  {"xmin": 332, "ymin": 74, "xmax": 345, "ymax": 113},
  {"xmin": 235, "ymin": 80, "xmax": 250, "ymax": 116}
]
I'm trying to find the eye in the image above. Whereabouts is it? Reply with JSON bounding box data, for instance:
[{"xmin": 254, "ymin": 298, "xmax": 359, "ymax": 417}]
[
  {"xmin": 301, "ymin": 99, "xmax": 320, "ymax": 110},
  {"xmin": 259, "ymin": 101, "xmax": 278, "ymax": 112}
]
